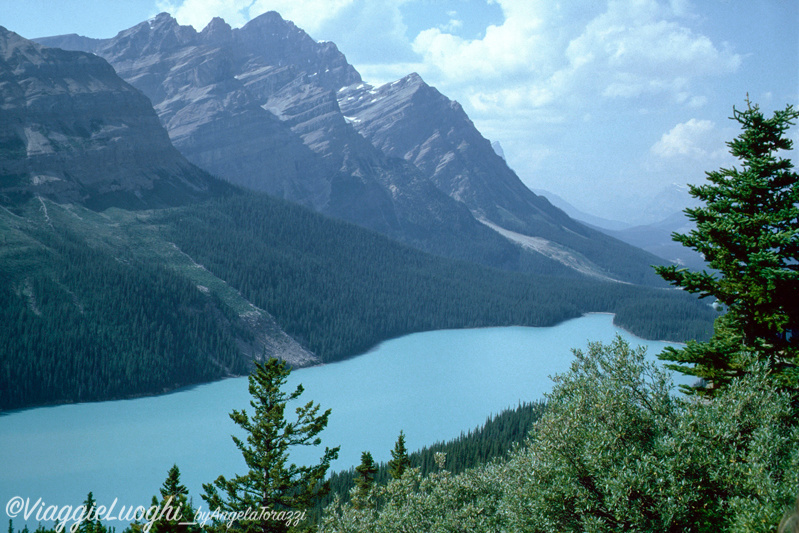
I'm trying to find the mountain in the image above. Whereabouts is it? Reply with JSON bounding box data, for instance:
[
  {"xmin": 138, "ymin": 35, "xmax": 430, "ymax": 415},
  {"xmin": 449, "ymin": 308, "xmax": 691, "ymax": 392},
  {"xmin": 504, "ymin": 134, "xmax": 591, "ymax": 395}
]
[
  {"xmin": 0, "ymin": 22, "xmax": 716, "ymax": 411},
  {"xmin": 338, "ymin": 73, "xmax": 666, "ymax": 284},
  {"xmin": 532, "ymin": 189, "xmax": 633, "ymax": 231},
  {"xmin": 603, "ymin": 211, "xmax": 707, "ymax": 271},
  {"xmin": 38, "ymin": 13, "xmax": 665, "ymax": 284},
  {"xmin": 532, "ymin": 189, "xmax": 706, "ymax": 269},
  {"xmin": 35, "ymin": 14, "xmax": 521, "ymax": 267},
  {"xmin": 0, "ymin": 26, "xmax": 226, "ymax": 211},
  {"xmin": 0, "ymin": 190, "xmax": 715, "ymax": 411}
]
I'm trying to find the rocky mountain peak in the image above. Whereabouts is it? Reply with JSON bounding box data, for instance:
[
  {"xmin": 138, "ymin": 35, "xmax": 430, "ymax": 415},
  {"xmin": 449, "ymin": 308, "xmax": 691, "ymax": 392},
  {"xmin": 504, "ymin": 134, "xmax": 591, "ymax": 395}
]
[
  {"xmin": 200, "ymin": 16, "xmax": 233, "ymax": 42},
  {"xmin": 107, "ymin": 13, "xmax": 197, "ymax": 60},
  {"xmin": 236, "ymin": 11, "xmax": 361, "ymax": 90},
  {"xmin": 33, "ymin": 15, "xmax": 664, "ymax": 283},
  {"xmin": 1, "ymin": 25, "xmax": 51, "ymax": 64},
  {"xmin": 0, "ymin": 27, "xmax": 223, "ymax": 210}
]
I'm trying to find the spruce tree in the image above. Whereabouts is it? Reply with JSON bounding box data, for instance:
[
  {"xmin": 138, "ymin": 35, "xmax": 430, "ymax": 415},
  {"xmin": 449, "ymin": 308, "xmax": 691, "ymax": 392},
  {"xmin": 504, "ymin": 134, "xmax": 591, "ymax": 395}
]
[
  {"xmin": 202, "ymin": 358, "xmax": 339, "ymax": 533},
  {"xmin": 78, "ymin": 493, "xmax": 106, "ymax": 533},
  {"xmin": 656, "ymin": 100, "xmax": 799, "ymax": 391},
  {"xmin": 352, "ymin": 452, "xmax": 377, "ymax": 508},
  {"xmin": 387, "ymin": 431, "xmax": 411, "ymax": 480},
  {"xmin": 144, "ymin": 465, "xmax": 197, "ymax": 533}
]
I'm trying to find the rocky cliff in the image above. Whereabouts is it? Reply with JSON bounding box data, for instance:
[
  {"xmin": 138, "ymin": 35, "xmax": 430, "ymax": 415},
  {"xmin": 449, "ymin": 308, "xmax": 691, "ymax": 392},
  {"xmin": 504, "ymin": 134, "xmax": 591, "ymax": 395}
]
[
  {"xmin": 339, "ymin": 73, "xmax": 667, "ymax": 284},
  {"xmin": 38, "ymin": 13, "xmax": 665, "ymax": 283},
  {"xmin": 38, "ymin": 13, "xmax": 533, "ymax": 266},
  {"xmin": 0, "ymin": 26, "xmax": 224, "ymax": 210}
]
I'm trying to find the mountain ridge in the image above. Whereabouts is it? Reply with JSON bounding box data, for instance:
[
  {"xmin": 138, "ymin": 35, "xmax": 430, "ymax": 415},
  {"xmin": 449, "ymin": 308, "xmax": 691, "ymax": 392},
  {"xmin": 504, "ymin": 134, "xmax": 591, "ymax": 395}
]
[
  {"xmin": 0, "ymin": 25, "xmax": 227, "ymax": 211},
  {"xmin": 37, "ymin": 12, "xmax": 666, "ymax": 285},
  {"xmin": 0, "ymin": 23, "xmax": 717, "ymax": 411}
]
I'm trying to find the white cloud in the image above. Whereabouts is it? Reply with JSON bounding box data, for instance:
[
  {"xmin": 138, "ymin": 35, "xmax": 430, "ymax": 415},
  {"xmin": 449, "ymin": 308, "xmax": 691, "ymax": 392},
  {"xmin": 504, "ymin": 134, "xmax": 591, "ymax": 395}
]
[
  {"xmin": 156, "ymin": 0, "xmax": 254, "ymax": 30},
  {"xmin": 411, "ymin": 0, "xmax": 740, "ymax": 111},
  {"xmin": 651, "ymin": 118, "xmax": 718, "ymax": 159},
  {"xmin": 411, "ymin": 0, "xmax": 553, "ymax": 83},
  {"xmin": 563, "ymin": 6, "xmax": 741, "ymax": 100},
  {"xmin": 248, "ymin": 0, "xmax": 355, "ymax": 34},
  {"xmin": 148, "ymin": 0, "xmax": 765, "ymax": 223}
]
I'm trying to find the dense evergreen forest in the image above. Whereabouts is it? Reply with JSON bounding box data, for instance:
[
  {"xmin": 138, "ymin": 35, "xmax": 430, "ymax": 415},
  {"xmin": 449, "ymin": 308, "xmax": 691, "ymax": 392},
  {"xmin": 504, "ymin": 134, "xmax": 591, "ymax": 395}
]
[
  {"xmin": 0, "ymin": 224, "xmax": 249, "ymax": 410},
  {"xmin": 159, "ymin": 194, "xmax": 714, "ymax": 362},
  {"xmin": 313, "ymin": 401, "xmax": 548, "ymax": 517},
  {"xmin": 1, "ymin": 192, "xmax": 715, "ymax": 410}
]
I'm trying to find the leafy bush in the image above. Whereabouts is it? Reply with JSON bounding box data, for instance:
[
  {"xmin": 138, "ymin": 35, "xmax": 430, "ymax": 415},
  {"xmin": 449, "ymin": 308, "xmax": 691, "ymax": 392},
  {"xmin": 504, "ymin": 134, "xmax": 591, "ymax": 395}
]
[{"xmin": 321, "ymin": 337, "xmax": 799, "ymax": 532}]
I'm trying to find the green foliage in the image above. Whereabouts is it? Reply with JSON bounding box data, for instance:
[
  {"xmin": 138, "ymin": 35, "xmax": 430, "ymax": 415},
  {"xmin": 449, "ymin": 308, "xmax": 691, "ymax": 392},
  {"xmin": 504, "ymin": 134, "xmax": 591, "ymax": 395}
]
[
  {"xmin": 320, "ymin": 337, "xmax": 799, "ymax": 532},
  {"xmin": 315, "ymin": 401, "xmax": 546, "ymax": 520},
  {"xmin": 202, "ymin": 359, "xmax": 339, "ymax": 533},
  {"xmin": 128, "ymin": 465, "xmax": 199, "ymax": 533},
  {"xmin": 323, "ymin": 458, "xmax": 509, "ymax": 533},
  {"xmin": 0, "ymin": 223, "xmax": 247, "ymax": 410},
  {"xmin": 352, "ymin": 452, "xmax": 377, "ymax": 509},
  {"xmin": 76, "ymin": 493, "xmax": 108, "ymax": 533},
  {"xmin": 387, "ymin": 431, "xmax": 410, "ymax": 480},
  {"xmin": 508, "ymin": 336, "xmax": 799, "ymax": 532},
  {"xmin": 656, "ymin": 101, "xmax": 799, "ymax": 391}
]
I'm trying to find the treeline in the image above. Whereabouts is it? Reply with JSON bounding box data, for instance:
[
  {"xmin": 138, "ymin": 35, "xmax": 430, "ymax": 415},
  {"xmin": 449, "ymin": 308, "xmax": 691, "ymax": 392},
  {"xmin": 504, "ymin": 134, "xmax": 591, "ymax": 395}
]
[
  {"xmin": 159, "ymin": 194, "xmax": 714, "ymax": 363},
  {"xmin": 0, "ymin": 226, "xmax": 248, "ymax": 411},
  {"xmin": 314, "ymin": 401, "xmax": 547, "ymax": 517}
]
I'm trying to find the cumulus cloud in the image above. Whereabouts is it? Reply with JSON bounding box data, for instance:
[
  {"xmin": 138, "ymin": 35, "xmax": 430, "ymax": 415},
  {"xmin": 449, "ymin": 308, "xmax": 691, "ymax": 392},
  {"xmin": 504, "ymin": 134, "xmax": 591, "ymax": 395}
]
[
  {"xmin": 563, "ymin": 2, "xmax": 741, "ymax": 100},
  {"xmin": 411, "ymin": 0, "xmax": 555, "ymax": 82},
  {"xmin": 150, "ymin": 0, "xmax": 759, "ymax": 222},
  {"xmin": 651, "ymin": 119, "xmax": 718, "ymax": 158},
  {"xmin": 411, "ymin": 0, "xmax": 740, "ymax": 112}
]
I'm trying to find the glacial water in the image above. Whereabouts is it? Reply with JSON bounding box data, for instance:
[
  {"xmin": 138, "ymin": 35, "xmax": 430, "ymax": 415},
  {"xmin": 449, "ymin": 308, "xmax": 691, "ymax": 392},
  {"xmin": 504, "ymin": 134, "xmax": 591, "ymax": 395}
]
[{"xmin": 0, "ymin": 313, "xmax": 683, "ymax": 529}]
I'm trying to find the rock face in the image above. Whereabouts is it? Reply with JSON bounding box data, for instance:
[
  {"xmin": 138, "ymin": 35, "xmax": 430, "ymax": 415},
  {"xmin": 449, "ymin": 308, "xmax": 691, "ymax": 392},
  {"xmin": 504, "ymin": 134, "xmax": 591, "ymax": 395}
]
[
  {"xmin": 0, "ymin": 26, "xmax": 224, "ymax": 210},
  {"xmin": 38, "ymin": 13, "xmax": 665, "ymax": 282},
  {"xmin": 38, "ymin": 12, "xmax": 525, "ymax": 263},
  {"xmin": 338, "ymin": 73, "xmax": 665, "ymax": 283}
]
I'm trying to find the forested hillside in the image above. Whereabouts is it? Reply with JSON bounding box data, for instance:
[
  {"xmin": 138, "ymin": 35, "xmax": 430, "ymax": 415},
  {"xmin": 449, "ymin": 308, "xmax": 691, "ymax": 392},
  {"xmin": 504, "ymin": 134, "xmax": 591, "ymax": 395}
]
[
  {"xmin": 0, "ymin": 203, "xmax": 249, "ymax": 410},
  {"xmin": 0, "ymin": 192, "xmax": 714, "ymax": 410},
  {"xmin": 159, "ymin": 194, "xmax": 715, "ymax": 362}
]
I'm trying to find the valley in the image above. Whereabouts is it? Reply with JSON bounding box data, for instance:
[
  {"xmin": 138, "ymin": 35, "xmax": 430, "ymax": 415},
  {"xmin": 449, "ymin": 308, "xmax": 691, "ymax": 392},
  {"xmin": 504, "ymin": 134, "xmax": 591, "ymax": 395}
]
[
  {"xmin": 1, "ymin": 3, "xmax": 796, "ymax": 531},
  {"xmin": 0, "ymin": 19, "xmax": 717, "ymax": 412}
]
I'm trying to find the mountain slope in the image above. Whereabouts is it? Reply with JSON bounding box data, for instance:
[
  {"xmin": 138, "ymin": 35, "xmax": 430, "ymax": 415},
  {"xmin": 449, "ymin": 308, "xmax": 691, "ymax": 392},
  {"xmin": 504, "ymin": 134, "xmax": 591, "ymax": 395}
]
[
  {"xmin": 0, "ymin": 192, "xmax": 716, "ymax": 411},
  {"xmin": 338, "ymin": 73, "xmax": 669, "ymax": 285},
  {"xmin": 0, "ymin": 19, "xmax": 717, "ymax": 413},
  {"xmin": 36, "ymin": 14, "xmax": 492, "ymax": 247},
  {"xmin": 0, "ymin": 26, "xmax": 226, "ymax": 211},
  {"xmin": 37, "ymin": 13, "xmax": 660, "ymax": 283}
]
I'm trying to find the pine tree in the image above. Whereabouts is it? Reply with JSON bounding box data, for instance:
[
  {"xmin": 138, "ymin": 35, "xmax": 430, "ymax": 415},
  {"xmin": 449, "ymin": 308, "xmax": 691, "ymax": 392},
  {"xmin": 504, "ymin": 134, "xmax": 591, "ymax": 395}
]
[
  {"xmin": 78, "ymin": 493, "xmax": 106, "ymax": 533},
  {"xmin": 388, "ymin": 431, "xmax": 411, "ymax": 480},
  {"xmin": 352, "ymin": 452, "xmax": 377, "ymax": 509},
  {"xmin": 202, "ymin": 358, "xmax": 339, "ymax": 533},
  {"xmin": 141, "ymin": 465, "xmax": 197, "ymax": 533},
  {"xmin": 656, "ymin": 100, "xmax": 799, "ymax": 392}
]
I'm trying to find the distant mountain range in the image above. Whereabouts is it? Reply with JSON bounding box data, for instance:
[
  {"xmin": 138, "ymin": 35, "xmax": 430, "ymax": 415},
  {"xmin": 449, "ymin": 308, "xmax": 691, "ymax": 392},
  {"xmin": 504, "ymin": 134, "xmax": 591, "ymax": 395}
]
[
  {"xmin": 533, "ymin": 189, "xmax": 707, "ymax": 270},
  {"xmin": 38, "ymin": 12, "xmax": 667, "ymax": 286}
]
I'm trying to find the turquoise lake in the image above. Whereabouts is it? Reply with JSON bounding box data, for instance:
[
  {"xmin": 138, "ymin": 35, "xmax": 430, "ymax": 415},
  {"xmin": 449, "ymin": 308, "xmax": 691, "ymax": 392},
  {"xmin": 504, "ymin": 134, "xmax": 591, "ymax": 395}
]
[{"xmin": 0, "ymin": 313, "xmax": 684, "ymax": 527}]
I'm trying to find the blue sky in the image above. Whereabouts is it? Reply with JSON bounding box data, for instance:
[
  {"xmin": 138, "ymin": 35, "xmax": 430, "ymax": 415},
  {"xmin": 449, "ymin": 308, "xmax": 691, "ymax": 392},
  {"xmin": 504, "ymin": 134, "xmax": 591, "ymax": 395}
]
[{"xmin": 2, "ymin": 0, "xmax": 797, "ymax": 223}]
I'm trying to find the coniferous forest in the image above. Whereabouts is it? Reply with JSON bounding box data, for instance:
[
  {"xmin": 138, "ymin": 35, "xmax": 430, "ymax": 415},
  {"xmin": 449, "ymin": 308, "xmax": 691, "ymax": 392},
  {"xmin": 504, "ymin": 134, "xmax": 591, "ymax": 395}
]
[
  {"xmin": 0, "ymin": 191, "xmax": 714, "ymax": 411},
  {"xmin": 1, "ymin": 0, "xmax": 796, "ymax": 525}
]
